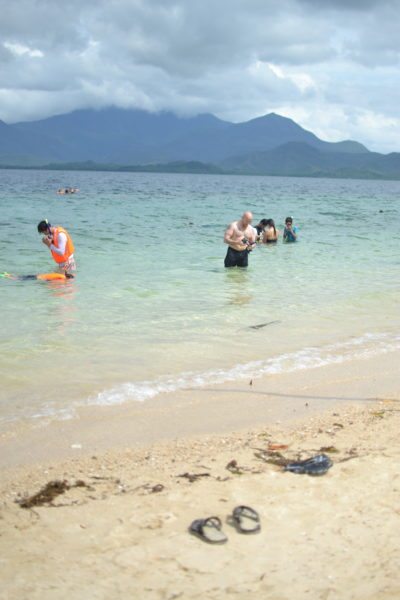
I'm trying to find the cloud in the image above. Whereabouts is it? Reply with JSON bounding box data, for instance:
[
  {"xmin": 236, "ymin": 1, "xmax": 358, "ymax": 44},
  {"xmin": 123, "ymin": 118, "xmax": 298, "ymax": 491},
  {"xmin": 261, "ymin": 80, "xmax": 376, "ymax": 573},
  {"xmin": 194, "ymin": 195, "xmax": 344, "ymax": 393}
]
[
  {"xmin": 3, "ymin": 42, "xmax": 44, "ymax": 58},
  {"xmin": 0, "ymin": 0, "xmax": 399, "ymax": 151}
]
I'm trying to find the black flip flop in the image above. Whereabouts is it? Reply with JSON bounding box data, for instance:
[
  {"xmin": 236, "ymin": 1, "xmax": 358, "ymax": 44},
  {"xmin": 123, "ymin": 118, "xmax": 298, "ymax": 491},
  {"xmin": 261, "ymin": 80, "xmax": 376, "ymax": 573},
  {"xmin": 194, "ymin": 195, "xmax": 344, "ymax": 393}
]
[
  {"xmin": 284, "ymin": 454, "xmax": 333, "ymax": 476},
  {"xmin": 231, "ymin": 505, "xmax": 261, "ymax": 534},
  {"xmin": 189, "ymin": 516, "xmax": 228, "ymax": 544}
]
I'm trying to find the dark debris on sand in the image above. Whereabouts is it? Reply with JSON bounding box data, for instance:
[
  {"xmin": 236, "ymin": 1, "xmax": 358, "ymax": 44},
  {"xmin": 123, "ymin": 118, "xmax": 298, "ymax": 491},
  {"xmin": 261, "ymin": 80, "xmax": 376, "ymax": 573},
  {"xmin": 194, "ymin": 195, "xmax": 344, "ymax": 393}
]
[{"xmin": 17, "ymin": 479, "xmax": 89, "ymax": 509}]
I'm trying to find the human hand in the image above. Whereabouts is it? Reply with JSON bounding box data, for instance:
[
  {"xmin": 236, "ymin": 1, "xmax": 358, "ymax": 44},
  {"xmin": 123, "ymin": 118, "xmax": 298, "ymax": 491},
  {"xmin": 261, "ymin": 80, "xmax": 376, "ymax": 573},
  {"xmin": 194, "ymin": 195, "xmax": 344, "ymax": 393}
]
[{"xmin": 42, "ymin": 236, "xmax": 51, "ymax": 247}]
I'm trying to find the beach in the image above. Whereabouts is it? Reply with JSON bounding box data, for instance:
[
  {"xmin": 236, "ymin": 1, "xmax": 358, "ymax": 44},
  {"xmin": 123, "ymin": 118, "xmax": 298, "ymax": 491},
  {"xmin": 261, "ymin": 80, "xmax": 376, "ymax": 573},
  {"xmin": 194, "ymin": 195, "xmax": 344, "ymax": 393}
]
[
  {"xmin": 1, "ymin": 350, "xmax": 399, "ymax": 600},
  {"xmin": 2, "ymin": 0, "xmax": 400, "ymax": 596},
  {"xmin": 1, "ymin": 171, "xmax": 399, "ymax": 599}
]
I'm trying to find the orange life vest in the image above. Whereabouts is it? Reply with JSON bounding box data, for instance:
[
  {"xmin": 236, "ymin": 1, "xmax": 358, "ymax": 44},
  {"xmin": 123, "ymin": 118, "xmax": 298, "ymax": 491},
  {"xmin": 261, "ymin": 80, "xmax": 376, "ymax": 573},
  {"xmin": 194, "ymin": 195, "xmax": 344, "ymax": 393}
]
[
  {"xmin": 37, "ymin": 273, "xmax": 67, "ymax": 281},
  {"xmin": 50, "ymin": 226, "xmax": 75, "ymax": 264}
]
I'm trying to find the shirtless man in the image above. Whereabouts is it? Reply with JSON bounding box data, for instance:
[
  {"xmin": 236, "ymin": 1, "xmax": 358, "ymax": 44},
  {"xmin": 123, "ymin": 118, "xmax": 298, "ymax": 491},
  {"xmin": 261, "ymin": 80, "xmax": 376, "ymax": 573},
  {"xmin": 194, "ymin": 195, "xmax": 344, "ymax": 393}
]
[{"xmin": 223, "ymin": 211, "xmax": 256, "ymax": 268}]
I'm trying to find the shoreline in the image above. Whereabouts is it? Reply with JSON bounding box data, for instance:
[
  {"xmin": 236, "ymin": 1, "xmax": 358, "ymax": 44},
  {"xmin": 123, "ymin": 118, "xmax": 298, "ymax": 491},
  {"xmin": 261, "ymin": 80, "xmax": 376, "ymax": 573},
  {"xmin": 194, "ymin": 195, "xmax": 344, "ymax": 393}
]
[
  {"xmin": 1, "ymin": 363, "xmax": 399, "ymax": 598},
  {"xmin": 1, "ymin": 349, "xmax": 398, "ymax": 473}
]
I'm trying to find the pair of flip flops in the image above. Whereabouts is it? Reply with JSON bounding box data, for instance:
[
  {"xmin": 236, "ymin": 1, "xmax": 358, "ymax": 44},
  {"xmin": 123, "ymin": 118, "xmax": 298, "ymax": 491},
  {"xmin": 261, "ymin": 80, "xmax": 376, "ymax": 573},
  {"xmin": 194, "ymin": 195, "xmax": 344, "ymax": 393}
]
[
  {"xmin": 284, "ymin": 454, "xmax": 333, "ymax": 476},
  {"xmin": 189, "ymin": 506, "xmax": 260, "ymax": 544}
]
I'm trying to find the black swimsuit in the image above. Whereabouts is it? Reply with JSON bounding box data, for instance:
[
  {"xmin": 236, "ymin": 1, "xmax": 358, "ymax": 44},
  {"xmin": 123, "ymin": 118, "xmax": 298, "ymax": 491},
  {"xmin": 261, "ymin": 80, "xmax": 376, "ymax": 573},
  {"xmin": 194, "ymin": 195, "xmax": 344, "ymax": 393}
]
[{"xmin": 224, "ymin": 246, "xmax": 249, "ymax": 268}]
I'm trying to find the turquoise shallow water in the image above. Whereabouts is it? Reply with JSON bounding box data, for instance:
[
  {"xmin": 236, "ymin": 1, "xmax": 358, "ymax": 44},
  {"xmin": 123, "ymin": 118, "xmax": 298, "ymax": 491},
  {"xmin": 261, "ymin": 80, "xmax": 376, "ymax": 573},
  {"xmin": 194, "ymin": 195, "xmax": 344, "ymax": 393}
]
[{"xmin": 0, "ymin": 169, "xmax": 399, "ymax": 425}]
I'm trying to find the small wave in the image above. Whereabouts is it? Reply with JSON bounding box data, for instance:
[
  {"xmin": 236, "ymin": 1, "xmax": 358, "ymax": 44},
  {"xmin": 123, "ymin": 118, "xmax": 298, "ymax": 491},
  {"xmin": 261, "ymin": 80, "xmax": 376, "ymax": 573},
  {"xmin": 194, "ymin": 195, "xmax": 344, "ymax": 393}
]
[
  {"xmin": 89, "ymin": 332, "xmax": 400, "ymax": 407},
  {"xmin": 0, "ymin": 405, "xmax": 77, "ymax": 426}
]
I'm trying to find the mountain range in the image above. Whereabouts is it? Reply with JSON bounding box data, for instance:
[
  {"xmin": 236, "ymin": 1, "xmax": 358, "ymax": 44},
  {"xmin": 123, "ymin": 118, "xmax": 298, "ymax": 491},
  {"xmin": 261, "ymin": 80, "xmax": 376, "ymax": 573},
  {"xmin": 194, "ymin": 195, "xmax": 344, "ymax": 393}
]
[{"xmin": 1, "ymin": 107, "xmax": 399, "ymax": 179}]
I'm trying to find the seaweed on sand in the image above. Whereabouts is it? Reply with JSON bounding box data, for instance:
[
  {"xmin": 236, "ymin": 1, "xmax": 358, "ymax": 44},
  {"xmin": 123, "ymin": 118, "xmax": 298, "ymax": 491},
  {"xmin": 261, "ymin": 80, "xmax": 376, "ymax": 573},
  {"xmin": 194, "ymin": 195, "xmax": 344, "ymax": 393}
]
[
  {"xmin": 253, "ymin": 450, "xmax": 291, "ymax": 467},
  {"xmin": 17, "ymin": 479, "xmax": 88, "ymax": 509},
  {"xmin": 177, "ymin": 472, "xmax": 211, "ymax": 483}
]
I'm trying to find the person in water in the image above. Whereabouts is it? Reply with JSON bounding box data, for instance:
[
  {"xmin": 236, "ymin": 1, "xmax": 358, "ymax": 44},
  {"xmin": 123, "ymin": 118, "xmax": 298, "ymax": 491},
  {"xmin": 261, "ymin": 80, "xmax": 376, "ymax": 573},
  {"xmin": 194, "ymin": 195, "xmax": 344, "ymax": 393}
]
[
  {"xmin": 262, "ymin": 218, "xmax": 279, "ymax": 243},
  {"xmin": 283, "ymin": 216, "xmax": 298, "ymax": 242},
  {"xmin": 57, "ymin": 187, "xmax": 79, "ymax": 195},
  {"xmin": 254, "ymin": 218, "xmax": 269, "ymax": 241},
  {"xmin": 224, "ymin": 211, "xmax": 256, "ymax": 268},
  {"xmin": 1, "ymin": 272, "xmax": 73, "ymax": 281},
  {"xmin": 37, "ymin": 220, "xmax": 76, "ymax": 274}
]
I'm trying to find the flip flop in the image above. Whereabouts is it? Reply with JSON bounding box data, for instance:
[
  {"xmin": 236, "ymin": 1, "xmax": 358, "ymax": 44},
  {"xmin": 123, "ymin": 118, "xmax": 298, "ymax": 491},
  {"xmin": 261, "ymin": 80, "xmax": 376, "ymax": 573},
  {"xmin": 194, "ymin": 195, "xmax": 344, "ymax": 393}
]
[
  {"xmin": 284, "ymin": 454, "xmax": 333, "ymax": 476},
  {"xmin": 189, "ymin": 516, "xmax": 228, "ymax": 544},
  {"xmin": 231, "ymin": 505, "xmax": 261, "ymax": 534}
]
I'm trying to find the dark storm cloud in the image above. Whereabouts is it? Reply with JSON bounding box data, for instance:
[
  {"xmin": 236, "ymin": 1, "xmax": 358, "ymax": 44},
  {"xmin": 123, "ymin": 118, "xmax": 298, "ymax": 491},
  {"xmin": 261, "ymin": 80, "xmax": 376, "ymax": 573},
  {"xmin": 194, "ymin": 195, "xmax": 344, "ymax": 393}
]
[{"xmin": 0, "ymin": 0, "xmax": 399, "ymax": 151}]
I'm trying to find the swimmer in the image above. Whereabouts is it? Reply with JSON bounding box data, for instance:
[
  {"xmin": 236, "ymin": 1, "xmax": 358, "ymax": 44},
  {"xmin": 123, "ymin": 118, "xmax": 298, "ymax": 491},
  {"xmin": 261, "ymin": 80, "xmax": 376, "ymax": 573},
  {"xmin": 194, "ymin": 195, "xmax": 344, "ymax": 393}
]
[
  {"xmin": 262, "ymin": 219, "xmax": 280, "ymax": 243},
  {"xmin": 254, "ymin": 218, "xmax": 269, "ymax": 241},
  {"xmin": 57, "ymin": 187, "xmax": 79, "ymax": 195},
  {"xmin": 283, "ymin": 216, "xmax": 298, "ymax": 243},
  {"xmin": 1, "ymin": 272, "xmax": 73, "ymax": 281}
]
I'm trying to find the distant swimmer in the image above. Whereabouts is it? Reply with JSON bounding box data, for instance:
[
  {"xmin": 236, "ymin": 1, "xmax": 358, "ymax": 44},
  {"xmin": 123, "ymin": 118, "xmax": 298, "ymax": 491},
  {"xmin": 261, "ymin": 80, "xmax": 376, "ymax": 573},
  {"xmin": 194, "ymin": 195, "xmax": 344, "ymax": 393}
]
[
  {"xmin": 57, "ymin": 187, "xmax": 79, "ymax": 195},
  {"xmin": 224, "ymin": 211, "xmax": 256, "ymax": 268},
  {"xmin": 283, "ymin": 216, "xmax": 298, "ymax": 243},
  {"xmin": 37, "ymin": 219, "xmax": 77, "ymax": 275}
]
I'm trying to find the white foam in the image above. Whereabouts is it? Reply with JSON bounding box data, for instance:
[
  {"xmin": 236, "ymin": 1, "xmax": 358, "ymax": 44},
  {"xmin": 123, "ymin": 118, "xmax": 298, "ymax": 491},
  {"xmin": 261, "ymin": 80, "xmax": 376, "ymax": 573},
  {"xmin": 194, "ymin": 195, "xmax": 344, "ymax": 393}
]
[{"xmin": 89, "ymin": 332, "xmax": 400, "ymax": 408}]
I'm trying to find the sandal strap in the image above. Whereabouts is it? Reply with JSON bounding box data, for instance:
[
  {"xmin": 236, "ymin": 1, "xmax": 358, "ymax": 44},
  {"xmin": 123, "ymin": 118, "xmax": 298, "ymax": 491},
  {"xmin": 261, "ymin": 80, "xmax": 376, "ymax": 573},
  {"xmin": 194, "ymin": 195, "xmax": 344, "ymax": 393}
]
[
  {"xmin": 190, "ymin": 516, "xmax": 221, "ymax": 534},
  {"xmin": 203, "ymin": 516, "xmax": 222, "ymax": 529},
  {"xmin": 233, "ymin": 505, "xmax": 259, "ymax": 522}
]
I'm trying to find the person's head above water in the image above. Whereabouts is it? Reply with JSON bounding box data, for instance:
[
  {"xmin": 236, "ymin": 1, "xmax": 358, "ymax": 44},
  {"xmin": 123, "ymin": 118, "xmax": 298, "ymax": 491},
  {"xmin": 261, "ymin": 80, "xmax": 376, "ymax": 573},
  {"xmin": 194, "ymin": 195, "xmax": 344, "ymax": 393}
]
[
  {"xmin": 241, "ymin": 211, "xmax": 253, "ymax": 226},
  {"xmin": 285, "ymin": 216, "xmax": 293, "ymax": 225},
  {"xmin": 37, "ymin": 219, "xmax": 51, "ymax": 234},
  {"xmin": 256, "ymin": 218, "xmax": 269, "ymax": 228}
]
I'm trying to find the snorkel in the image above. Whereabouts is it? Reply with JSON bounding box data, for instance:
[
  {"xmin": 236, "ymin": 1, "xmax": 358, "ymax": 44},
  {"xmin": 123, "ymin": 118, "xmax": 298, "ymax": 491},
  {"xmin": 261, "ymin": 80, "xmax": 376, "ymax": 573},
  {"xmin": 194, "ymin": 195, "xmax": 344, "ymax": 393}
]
[{"xmin": 37, "ymin": 219, "xmax": 52, "ymax": 237}]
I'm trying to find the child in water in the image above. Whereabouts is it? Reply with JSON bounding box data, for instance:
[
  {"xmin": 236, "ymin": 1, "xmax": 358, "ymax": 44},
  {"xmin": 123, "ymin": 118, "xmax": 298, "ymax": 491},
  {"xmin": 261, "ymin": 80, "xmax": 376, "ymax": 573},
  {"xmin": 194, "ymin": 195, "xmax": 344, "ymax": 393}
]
[{"xmin": 283, "ymin": 216, "xmax": 298, "ymax": 242}]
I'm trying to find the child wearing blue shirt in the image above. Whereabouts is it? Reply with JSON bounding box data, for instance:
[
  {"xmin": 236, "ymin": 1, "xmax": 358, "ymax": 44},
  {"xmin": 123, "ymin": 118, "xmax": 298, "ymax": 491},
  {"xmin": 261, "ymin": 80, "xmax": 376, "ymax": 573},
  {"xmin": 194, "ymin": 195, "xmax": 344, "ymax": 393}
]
[{"xmin": 283, "ymin": 216, "xmax": 298, "ymax": 242}]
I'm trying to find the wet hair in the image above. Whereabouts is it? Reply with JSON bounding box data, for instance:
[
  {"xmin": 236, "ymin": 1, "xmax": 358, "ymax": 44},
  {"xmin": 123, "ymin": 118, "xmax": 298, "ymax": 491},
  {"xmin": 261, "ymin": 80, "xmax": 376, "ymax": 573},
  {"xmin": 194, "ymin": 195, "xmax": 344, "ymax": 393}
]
[
  {"xmin": 265, "ymin": 218, "xmax": 276, "ymax": 236},
  {"xmin": 285, "ymin": 216, "xmax": 293, "ymax": 224},
  {"xmin": 255, "ymin": 218, "xmax": 269, "ymax": 235},
  {"xmin": 37, "ymin": 219, "xmax": 51, "ymax": 233}
]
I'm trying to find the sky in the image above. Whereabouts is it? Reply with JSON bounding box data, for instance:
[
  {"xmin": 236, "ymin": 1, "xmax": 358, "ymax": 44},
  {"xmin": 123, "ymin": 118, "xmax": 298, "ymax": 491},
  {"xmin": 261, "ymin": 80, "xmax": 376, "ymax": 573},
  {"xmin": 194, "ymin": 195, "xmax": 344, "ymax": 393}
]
[{"xmin": 1, "ymin": 0, "xmax": 400, "ymax": 153}]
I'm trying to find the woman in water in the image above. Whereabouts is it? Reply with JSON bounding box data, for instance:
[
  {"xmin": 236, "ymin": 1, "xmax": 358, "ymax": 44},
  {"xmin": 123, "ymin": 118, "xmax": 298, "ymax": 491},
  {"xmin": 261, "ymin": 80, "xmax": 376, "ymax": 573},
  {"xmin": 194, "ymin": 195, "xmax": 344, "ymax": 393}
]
[
  {"xmin": 254, "ymin": 218, "xmax": 268, "ymax": 242},
  {"xmin": 262, "ymin": 219, "xmax": 279, "ymax": 243}
]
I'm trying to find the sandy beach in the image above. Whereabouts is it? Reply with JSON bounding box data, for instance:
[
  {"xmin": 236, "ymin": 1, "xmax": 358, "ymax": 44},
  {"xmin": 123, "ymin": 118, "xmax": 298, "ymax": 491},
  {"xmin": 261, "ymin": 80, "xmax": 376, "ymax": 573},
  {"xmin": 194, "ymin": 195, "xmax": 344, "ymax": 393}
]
[{"xmin": 1, "ymin": 351, "xmax": 400, "ymax": 600}]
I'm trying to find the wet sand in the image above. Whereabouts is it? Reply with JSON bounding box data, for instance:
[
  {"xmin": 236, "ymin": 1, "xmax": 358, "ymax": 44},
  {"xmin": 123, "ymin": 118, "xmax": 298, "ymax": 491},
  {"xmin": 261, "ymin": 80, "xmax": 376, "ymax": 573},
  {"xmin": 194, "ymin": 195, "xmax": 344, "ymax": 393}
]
[{"xmin": 0, "ymin": 351, "xmax": 399, "ymax": 599}]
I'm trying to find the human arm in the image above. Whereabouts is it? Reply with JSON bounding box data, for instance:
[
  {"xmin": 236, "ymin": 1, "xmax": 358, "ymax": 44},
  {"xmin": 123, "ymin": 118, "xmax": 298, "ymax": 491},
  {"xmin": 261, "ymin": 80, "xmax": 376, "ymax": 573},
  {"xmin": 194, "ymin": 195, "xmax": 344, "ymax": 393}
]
[
  {"xmin": 242, "ymin": 225, "xmax": 257, "ymax": 251},
  {"xmin": 49, "ymin": 232, "xmax": 67, "ymax": 256},
  {"xmin": 224, "ymin": 223, "xmax": 247, "ymax": 251},
  {"xmin": 247, "ymin": 226, "xmax": 256, "ymax": 245},
  {"xmin": 283, "ymin": 225, "xmax": 297, "ymax": 242}
]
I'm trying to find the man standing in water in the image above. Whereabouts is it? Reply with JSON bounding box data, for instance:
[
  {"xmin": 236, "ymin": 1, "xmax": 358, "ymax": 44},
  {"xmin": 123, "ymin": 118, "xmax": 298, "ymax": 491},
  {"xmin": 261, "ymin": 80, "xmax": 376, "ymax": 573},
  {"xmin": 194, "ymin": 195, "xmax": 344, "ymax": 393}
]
[
  {"xmin": 37, "ymin": 220, "xmax": 76, "ymax": 275},
  {"xmin": 223, "ymin": 211, "xmax": 256, "ymax": 268}
]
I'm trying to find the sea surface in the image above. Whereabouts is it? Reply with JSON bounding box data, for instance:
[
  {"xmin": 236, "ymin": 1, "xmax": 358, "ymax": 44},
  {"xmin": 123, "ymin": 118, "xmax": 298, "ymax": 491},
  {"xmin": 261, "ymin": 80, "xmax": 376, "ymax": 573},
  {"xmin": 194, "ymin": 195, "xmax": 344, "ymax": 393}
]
[{"xmin": 0, "ymin": 169, "xmax": 399, "ymax": 427}]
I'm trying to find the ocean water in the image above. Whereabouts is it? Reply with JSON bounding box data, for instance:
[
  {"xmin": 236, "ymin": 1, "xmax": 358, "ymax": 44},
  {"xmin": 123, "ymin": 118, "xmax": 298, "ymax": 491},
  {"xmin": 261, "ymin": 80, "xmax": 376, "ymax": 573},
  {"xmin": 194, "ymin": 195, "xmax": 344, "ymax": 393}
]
[{"xmin": 0, "ymin": 169, "xmax": 399, "ymax": 426}]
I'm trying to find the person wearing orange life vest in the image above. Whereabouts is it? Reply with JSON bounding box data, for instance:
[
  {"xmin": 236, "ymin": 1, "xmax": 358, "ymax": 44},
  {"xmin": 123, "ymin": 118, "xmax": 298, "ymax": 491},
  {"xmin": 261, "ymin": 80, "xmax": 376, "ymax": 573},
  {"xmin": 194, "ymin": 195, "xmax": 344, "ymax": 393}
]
[{"xmin": 37, "ymin": 220, "xmax": 76, "ymax": 275}]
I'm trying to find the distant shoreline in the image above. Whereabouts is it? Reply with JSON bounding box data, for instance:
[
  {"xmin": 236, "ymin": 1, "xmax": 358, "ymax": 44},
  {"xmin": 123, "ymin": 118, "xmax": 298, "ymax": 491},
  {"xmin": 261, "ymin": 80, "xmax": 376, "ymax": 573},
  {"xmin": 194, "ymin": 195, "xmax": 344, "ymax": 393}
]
[{"xmin": 0, "ymin": 161, "xmax": 399, "ymax": 181}]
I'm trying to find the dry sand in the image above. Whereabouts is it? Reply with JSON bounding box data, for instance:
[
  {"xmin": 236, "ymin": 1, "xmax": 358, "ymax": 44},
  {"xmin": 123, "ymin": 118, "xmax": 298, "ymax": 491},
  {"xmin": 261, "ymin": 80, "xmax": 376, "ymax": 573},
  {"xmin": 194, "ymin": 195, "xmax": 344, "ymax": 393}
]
[{"xmin": 1, "ymin": 351, "xmax": 400, "ymax": 599}]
